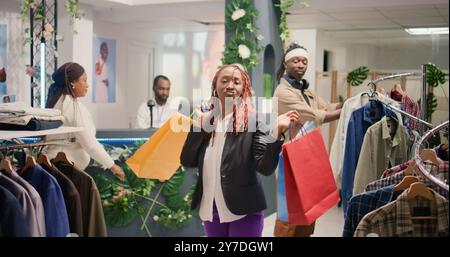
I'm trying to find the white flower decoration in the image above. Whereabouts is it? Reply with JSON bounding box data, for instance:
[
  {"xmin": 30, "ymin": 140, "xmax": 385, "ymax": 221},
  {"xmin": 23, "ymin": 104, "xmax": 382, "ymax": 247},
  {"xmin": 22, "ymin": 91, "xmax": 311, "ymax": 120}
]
[
  {"xmin": 238, "ymin": 44, "xmax": 251, "ymax": 59},
  {"xmin": 231, "ymin": 9, "xmax": 246, "ymax": 21}
]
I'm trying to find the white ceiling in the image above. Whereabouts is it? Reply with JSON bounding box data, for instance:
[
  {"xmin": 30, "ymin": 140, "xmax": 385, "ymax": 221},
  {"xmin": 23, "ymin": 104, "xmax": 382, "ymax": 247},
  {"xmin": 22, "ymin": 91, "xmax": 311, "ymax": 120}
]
[{"xmin": 79, "ymin": 0, "xmax": 449, "ymax": 43}]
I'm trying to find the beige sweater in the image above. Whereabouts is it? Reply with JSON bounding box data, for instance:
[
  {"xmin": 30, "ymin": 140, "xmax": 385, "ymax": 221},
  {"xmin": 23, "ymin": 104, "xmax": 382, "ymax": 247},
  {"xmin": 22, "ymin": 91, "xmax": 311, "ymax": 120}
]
[{"xmin": 273, "ymin": 78, "xmax": 338, "ymax": 127}]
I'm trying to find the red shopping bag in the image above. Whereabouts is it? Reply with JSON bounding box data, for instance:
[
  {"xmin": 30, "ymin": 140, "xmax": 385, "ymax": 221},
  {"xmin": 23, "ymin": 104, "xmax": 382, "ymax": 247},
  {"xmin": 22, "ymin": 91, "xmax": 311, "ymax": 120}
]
[{"xmin": 282, "ymin": 127, "xmax": 340, "ymax": 225}]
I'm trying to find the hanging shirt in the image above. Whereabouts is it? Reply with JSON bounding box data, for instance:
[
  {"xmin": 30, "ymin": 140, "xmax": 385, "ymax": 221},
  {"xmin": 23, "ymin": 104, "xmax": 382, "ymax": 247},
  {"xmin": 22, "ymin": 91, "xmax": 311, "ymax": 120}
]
[
  {"xmin": 354, "ymin": 189, "xmax": 449, "ymax": 237},
  {"xmin": 381, "ymin": 160, "xmax": 414, "ymax": 178},
  {"xmin": 41, "ymin": 163, "xmax": 83, "ymax": 236},
  {"xmin": 0, "ymin": 173, "xmax": 40, "ymax": 236},
  {"xmin": 353, "ymin": 116, "xmax": 409, "ymax": 196},
  {"xmin": 20, "ymin": 164, "xmax": 70, "ymax": 237},
  {"xmin": 5, "ymin": 170, "xmax": 46, "ymax": 236},
  {"xmin": 366, "ymin": 162, "xmax": 449, "ymax": 200},
  {"xmin": 53, "ymin": 161, "xmax": 107, "ymax": 237},
  {"xmin": 329, "ymin": 93, "xmax": 369, "ymax": 189},
  {"xmin": 0, "ymin": 185, "xmax": 30, "ymax": 237},
  {"xmin": 330, "ymin": 94, "xmax": 402, "ymax": 190},
  {"xmin": 343, "ymin": 185, "xmax": 400, "ymax": 237},
  {"xmin": 44, "ymin": 95, "xmax": 115, "ymax": 170},
  {"xmin": 200, "ymin": 113, "xmax": 245, "ymax": 223},
  {"xmin": 341, "ymin": 101, "xmax": 399, "ymax": 216}
]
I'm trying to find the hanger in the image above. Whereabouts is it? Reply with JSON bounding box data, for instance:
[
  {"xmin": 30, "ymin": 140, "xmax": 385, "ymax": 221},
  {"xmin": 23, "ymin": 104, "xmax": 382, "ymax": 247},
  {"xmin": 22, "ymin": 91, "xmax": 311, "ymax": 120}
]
[
  {"xmin": 394, "ymin": 175, "xmax": 419, "ymax": 191},
  {"xmin": 0, "ymin": 158, "xmax": 14, "ymax": 174},
  {"xmin": 404, "ymin": 182, "xmax": 437, "ymax": 220},
  {"xmin": 420, "ymin": 149, "xmax": 441, "ymax": 167},
  {"xmin": 23, "ymin": 155, "xmax": 37, "ymax": 171},
  {"xmin": 37, "ymin": 153, "xmax": 53, "ymax": 168},
  {"xmin": 403, "ymin": 163, "xmax": 417, "ymax": 176},
  {"xmin": 405, "ymin": 182, "xmax": 435, "ymax": 202},
  {"xmin": 52, "ymin": 151, "xmax": 72, "ymax": 165},
  {"xmin": 391, "ymin": 83, "xmax": 404, "ymax": 95}
]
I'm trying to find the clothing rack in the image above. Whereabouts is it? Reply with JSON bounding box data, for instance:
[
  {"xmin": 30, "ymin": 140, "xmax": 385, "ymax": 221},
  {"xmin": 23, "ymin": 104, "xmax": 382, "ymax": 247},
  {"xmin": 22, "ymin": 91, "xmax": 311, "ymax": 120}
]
[
  {"xmin": 0, "ymin": 138, "xmax": 73, "ymax": 151},
  {"xmin": 414, "ymin": 120, "xmax": 449, "ymax": 192},
  {"xmin": 0, "ymin": 138, "xmax": 74, "ymax": 157},
  {"xmin": 367, "ymin": 65, "xmax": 430, "ymax": 131},
  {"xmin": 380, "ymin": 101, "xmax": 434, "ymax": 129}
]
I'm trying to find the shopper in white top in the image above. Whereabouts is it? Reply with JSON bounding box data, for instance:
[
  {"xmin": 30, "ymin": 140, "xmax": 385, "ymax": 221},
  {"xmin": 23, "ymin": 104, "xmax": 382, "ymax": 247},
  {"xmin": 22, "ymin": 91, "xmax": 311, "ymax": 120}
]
[
  {"xmin": 44, "ymin": 62, "xmax": 125, "ymax": 181},
  {"xmin": 136, "ymin": 75, "xmax": 177, "ymax": 128},
  {"xmin": 181, "ymin": 64, "xmax": 300, "ymax": 237}
]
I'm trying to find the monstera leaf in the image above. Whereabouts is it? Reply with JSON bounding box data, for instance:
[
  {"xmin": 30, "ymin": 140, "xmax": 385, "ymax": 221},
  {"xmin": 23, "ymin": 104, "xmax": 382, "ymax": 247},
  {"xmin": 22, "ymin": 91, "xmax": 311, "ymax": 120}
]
[
  {"xmin": 426, "ymin": 63, "xmax": 446, "ymax": 88},
  {"xmin": 347, "ymin": 66, "xmax": 370, "ymax": 87}
]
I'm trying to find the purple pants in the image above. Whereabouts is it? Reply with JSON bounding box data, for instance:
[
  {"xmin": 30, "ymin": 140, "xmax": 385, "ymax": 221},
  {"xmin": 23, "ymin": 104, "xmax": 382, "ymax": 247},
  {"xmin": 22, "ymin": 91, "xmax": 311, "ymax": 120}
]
[{"xmin": 203, "ymin": 205, "xmax": 264, "ymax": 237}]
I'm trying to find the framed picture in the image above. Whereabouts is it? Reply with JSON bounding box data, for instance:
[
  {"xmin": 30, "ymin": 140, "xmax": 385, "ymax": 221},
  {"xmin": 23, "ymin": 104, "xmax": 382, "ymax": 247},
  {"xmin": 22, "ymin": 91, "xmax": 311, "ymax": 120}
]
[
  {"xmin": 92, "ymin": 37, "xmax": 116, "ymax": 103},
  {"xmin": 1, "ymin": 94, "xmax": 15, "ymax": 103},
  {"xmin": 0, "ymin": 24, "xmax": 7, "ymax": 95}
]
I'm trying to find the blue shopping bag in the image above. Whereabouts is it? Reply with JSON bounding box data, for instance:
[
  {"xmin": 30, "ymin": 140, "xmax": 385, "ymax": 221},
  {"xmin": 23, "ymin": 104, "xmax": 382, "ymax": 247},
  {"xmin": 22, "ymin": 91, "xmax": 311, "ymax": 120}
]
[{"xmin": 277, "ymin": 152, "xmax": 289, "ymax": 221}]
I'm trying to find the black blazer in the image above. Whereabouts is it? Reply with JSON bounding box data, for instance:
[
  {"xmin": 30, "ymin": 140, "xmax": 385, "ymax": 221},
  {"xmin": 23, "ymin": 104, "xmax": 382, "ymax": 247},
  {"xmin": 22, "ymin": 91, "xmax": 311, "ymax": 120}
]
[{"xmin": 180, "ymin": 115, "xmax": 284, "ymax": 215}]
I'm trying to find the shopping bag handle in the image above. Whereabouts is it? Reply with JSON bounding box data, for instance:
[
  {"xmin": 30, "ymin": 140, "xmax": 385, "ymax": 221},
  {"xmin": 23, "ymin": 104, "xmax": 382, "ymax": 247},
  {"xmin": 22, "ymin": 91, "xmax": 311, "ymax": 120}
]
[{"xmin": 287, "ymin": 121, "xmax": 306, "ymax": 143}]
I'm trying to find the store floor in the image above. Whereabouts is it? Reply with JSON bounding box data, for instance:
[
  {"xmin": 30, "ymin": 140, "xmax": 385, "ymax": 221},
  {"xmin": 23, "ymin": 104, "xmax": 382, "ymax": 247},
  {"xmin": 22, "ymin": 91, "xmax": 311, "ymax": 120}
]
[{"xmin": 262, "ymin": 205, "xmax": 345, "ymax": 237}]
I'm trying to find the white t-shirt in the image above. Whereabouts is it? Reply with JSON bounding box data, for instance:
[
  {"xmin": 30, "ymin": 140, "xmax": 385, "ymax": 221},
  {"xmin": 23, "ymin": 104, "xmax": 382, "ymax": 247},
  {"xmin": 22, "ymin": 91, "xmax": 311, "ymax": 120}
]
[{"xmin": 136, "ymin": 99, "xmax": 177, "ymax": 128}]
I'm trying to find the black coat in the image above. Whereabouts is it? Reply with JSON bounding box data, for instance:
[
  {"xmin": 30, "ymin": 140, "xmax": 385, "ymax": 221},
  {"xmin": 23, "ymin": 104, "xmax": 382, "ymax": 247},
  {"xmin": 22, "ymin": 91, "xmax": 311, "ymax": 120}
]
[{"xmin": 180, "ymin": 116, "xmax": 284, "ymax": 215}]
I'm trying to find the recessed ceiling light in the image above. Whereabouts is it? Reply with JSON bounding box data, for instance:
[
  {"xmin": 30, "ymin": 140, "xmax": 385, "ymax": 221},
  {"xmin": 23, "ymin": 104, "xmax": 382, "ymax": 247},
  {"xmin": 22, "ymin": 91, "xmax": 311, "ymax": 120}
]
[{"xmin": 405, "ymin": 27, "xmax": 449, "ymax": 35}]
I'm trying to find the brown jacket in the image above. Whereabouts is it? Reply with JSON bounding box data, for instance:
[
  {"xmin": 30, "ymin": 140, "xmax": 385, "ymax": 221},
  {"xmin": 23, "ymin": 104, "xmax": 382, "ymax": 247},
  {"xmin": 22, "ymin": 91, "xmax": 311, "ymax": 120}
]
[
  {"xmin": 41, "ymin": 163, "xmax": 84, "ymax": 236},
  {"xmin": 274, "ymin": 78, "xmax": 338, "ymax": 126},
  {"xmin": 53, "ymin": 161, "xmax": 107, "ymax": 237}
]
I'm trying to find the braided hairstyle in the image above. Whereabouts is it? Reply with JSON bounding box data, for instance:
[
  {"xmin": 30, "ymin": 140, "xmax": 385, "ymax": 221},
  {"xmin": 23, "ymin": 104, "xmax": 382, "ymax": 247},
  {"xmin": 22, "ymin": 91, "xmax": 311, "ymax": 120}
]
[
  {"xmin": 276, "ymin": 42, "xmax": 308, "ymax": 81},
  {"xmin": 208, "ymin": 64, "xmax": 253, "ymax": 143}
]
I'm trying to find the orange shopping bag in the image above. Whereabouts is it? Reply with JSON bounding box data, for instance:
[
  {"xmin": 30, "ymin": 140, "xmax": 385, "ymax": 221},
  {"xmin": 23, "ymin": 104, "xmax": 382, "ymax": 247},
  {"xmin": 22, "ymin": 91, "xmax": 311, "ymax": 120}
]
[
  {"xmin": 126, "ymin": 112, "xmax": 192, "ymax": 180},
  {"xmin": 282, "ymin": 127, "xmax": 340, "ymax": 225}
]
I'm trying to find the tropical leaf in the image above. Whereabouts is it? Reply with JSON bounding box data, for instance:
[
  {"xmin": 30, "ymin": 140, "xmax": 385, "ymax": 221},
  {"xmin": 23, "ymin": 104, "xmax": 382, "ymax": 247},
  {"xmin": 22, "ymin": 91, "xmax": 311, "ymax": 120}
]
[
  {"xmin": 104, "ymin": 205, "xmax": 138, "ymax": 227},
  {"xmin": 426, "ymin": 63, "xmax": 446, "ymax": 88},
  {"xmin": 347, "ymin": 66, "xmax": 370, "ymax": 87},
  {"xmin": 91, "ymin": 173, "xmax": 113, "ymax": 200},
  {"xmin": 162, "ymin": 167, "xmax": 185, "ymax": 195}
]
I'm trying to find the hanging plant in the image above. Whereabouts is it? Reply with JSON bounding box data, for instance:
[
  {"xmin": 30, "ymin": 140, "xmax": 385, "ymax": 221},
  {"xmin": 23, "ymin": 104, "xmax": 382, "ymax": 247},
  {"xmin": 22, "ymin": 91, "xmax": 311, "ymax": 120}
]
[
  {"xmin": 20, "ymin": 0, "xmax": 85, "ymax": 47},
  {"xmin": 65, "ymin": 0, "xmax": 85, "ymax": 34},
  {"xmin": 417, "ymin": 63, "xmax": 448, "ymax": 121},
  {"xmin": 222, "ymin": 0, "xmax": 263, "ymax": 70},
  {"xmin": 275, "ymin": 0, "xmax": 309, "ymax": 44},
  {"xmin": 347, "ymin": 66, "xmax": 370, "ymax": 87},
  {"xmin": 426, "ymin": 63, "xmax": 446, "ymax": 88}
]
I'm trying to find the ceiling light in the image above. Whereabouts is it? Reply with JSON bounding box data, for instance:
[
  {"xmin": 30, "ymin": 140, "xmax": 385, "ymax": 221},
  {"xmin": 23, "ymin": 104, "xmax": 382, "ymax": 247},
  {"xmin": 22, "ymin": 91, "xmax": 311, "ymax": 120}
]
[{"xmin": 405, "ymin": 27, "xmax": 449, "ymax": 35}]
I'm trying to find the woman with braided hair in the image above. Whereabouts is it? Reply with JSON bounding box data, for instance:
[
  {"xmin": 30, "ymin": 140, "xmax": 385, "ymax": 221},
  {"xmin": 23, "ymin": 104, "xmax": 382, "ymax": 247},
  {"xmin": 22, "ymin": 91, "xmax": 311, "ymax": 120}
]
[
  {"xmin": 181, "ymin": 63, "xmax": 300, "ymax": 237},
  {"xmin": 44, "ymin": 62, "xmax": 125, "ymax": 181}
]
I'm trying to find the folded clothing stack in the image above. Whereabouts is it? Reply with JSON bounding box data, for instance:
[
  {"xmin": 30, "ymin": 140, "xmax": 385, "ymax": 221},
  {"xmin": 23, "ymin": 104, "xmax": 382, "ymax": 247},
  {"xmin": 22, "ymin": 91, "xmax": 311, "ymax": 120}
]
[{"xmin": 0, "ymin": 102, "xmax": 64, "ymax": 131}]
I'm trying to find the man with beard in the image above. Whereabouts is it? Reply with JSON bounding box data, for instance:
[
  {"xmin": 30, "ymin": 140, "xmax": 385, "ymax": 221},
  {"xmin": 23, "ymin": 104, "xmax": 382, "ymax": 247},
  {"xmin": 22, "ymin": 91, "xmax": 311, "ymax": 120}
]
[{"xmin": 136, "ymin": 75, "xmax": 178, "ymax": 128}]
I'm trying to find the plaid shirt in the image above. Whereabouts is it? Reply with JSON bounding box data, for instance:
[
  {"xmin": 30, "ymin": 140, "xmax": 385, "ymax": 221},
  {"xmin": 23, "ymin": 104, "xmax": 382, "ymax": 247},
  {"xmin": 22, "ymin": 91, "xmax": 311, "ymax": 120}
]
[
  {"xmin": 343, "ymin": 185, "xmax": 400, "ymax": 237},
  {"xmin": 401, "ymin": 94, "xmax": 421, "ymax": 130},
  {"xmin": 366, "ymin": 162, "xmax": 449, "ymax": 199},
  {"xmin": 382, "ymin": 160, "xmax": 414, "ymax": 178},
  {"xmin": 354, "ymin": 189, "xmax": 449, "ymax": 237}
]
